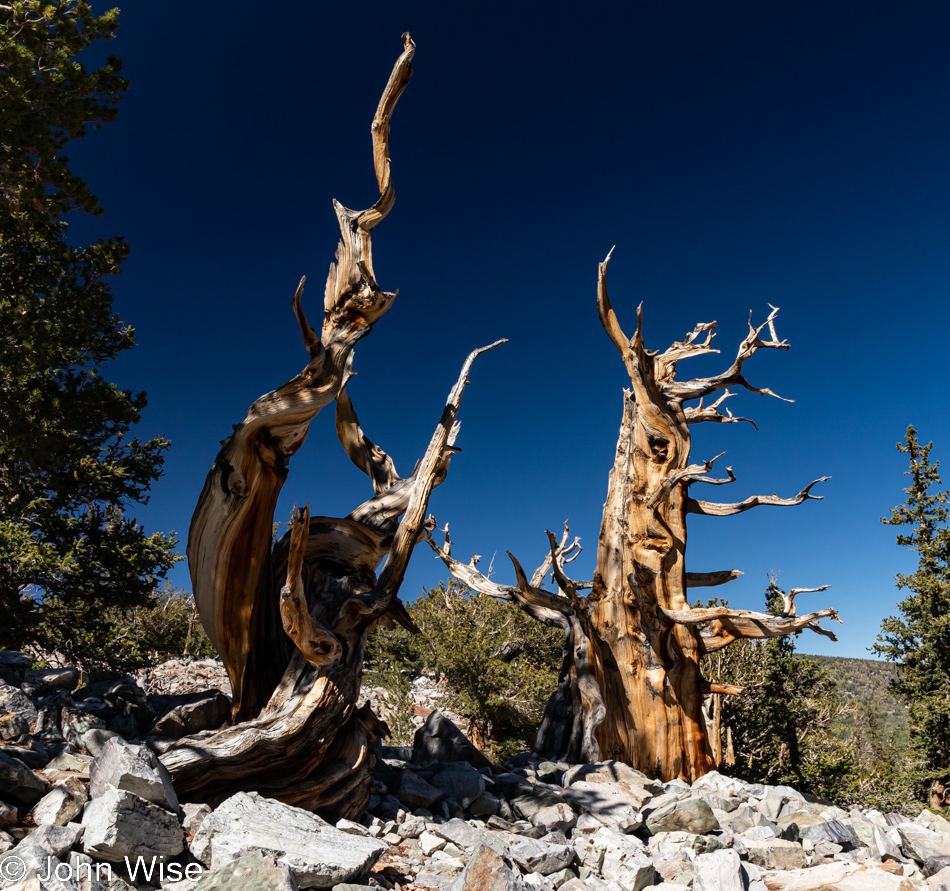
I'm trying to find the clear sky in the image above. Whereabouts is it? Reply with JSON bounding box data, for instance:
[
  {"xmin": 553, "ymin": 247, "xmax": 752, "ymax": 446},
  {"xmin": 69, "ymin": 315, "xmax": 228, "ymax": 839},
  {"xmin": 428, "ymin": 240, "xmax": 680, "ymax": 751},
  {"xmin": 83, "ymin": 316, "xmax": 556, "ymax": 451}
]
[{"xmin": 68, "ymin": 1, "xmax": 950, "ymax": 659}]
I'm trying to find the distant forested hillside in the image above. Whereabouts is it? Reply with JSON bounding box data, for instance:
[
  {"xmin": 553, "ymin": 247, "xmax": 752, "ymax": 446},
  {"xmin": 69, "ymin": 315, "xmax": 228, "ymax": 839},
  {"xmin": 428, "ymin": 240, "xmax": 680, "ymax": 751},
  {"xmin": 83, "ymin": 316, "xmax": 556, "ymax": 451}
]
[{"xmin": 805, "ymin": 654, "xmax": 910, "ymax": 748}]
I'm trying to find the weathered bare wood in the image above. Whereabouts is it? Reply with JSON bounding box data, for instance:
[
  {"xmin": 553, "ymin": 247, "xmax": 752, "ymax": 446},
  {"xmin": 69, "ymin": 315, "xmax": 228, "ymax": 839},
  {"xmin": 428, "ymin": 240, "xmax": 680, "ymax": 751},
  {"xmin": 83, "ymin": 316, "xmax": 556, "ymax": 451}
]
[
  {"xmin": 687, "ymin": 477, "xmax": 829, "ymax": 517},
  {"xmin": 701, "ymin": 680, "xmax": 744, "ymax": 696},
  {"xmin": 434, "ymin": 252, "xmax": 836, "ymax": 784},
  {"xmin": 279, "ymin": 505, "xmax": 342, "ymax": 667},
  {"xmin": 685, "ymin": 570, "xmax": 743, "ymax": 588},
  {"xmin": 188, "ymin": 34, "xmax": 417, "ymax": 722},
  {"xmin": 167, "ymin": 36, "xmax": 508, "ymax": 817}
]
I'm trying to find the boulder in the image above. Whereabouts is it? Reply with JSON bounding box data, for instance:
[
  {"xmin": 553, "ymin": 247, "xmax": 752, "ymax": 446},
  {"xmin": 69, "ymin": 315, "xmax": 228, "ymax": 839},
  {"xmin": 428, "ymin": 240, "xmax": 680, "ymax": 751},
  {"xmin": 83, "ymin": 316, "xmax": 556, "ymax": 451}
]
[
  {"xmin": 182, "ymin": 802, "xmax": 213, "ymax": 837},
  {"xmin": 917, "ymin": 809, "xmax": 950, "ymax": 837},
  {"xmin": 431, "ymin": 763, "xmax": 485, "ymax": 809},
  {"xmin": 798, "ymin": 818, "xmax": 856, "ymax": 846},
  {"xmin": 645, "ymin": 795, "xmax": 720, "ymax": 835},
  {"xmin": 447, "ymin": 844, "xmax": 523, "ymax": 891},
  {"xmin": 24, "ymin": 668, "xmax": 81, "ymax": 692},
  {"xmin": 562, "ymin": 780, "xmax": 647, "ymax": 832},
  {"xmin": 20, "ymin": 821, "xmax": 84, "ymax": 857},
  {"xmin": 531, "ymin": 803, "xmax": 577, "ymax": 835},
  {"xmin": 741, "ymin": 836, "xmax": 808, "ymax": 870},
  {"xmin": 0, "ymin": 651, "xmax": 33, "ymax": 686},
  {"xmin": 190, "ymin": 850, "xmax": 298, "ymax": 890},
  {"xmin": 562, "ymin": 761, "xmax": 661, "ymax": 795},
  {"xmin": 899, "ymin": 822, "xmax": 950, "ymax": 864},
  {"xmin": 60, "ymin": 707, "xmax": 107, "ymax": 750},
  {"xmin": 507, "ymin": 836, "xmax": 575, "ymax": 876},
  {"xmin": 397, "ymin": 769, "xmax": 443, "ymax": 811},
  {"xmin": 0, "ymin": 682, "xmax": 38, "ymax": 740},
  {"xmin": 693, "ymin": 847, "xmax": 746, "ymax": 891},
  {"xmin": 574, "ymin": 826, "xmax": 653, "ymax": 891},
  {"xmin": 89, "ymin": 737, "xmax": 179, "ymax": 813},
  {"xmin": 0, "ymin": 751, "xmax": 50, "ymax": 805},
  {"xmin": 150, "ymin": 690, "xmax": 230, "ymax": 739},
  {"xmin": 2, "ymin": 742, "xmax": 48, "ymax": 770},
  {"xmin": 81, "ymin": 787, "xmax": 184, "ymax": 863},
  {"xmin": 429, "ymin": 818, "xmax": 505, "ymax": 855},
  {"xmin": 31, "ymin": 777, "xmax": 89, "ymax": 826},
  {"xmin": 411, "ymin": 711, "xmax": 492, "ymax": 769},
  {"xmin": 189, "ymin": 791, "xmax": 386, "ymax": 889}
]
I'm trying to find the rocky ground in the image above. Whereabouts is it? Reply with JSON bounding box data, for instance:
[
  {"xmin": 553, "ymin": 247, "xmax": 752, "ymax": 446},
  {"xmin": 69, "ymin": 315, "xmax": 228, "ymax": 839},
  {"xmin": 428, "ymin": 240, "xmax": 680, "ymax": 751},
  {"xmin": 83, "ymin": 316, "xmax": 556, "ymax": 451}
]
[{"xmin": 0, "ymin": 653, "xmax": 948, "ymax": 891}]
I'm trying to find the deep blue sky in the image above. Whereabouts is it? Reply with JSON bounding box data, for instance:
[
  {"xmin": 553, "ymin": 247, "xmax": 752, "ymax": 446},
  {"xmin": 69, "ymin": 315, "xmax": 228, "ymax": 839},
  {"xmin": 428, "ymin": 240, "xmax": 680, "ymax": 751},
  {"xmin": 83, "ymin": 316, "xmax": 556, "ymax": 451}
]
[{"xmin": 69, "ymin": 1, "xmax": 950, "ymax": 659}]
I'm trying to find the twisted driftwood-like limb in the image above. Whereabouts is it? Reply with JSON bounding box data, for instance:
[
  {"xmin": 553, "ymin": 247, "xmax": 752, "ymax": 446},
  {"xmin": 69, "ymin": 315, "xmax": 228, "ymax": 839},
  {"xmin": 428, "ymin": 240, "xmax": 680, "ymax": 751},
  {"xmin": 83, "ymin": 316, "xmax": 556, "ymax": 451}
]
[
  {"xmin": 187, "ymin": 34, "xmax": 416, "ymax": 723},
  {"xmin": 164, "ymin": 338, "xmax": 501, "ymax": 813},
  {"xmin": 168, "ymin": 36, "xmax": 503, "ymax": 817}
]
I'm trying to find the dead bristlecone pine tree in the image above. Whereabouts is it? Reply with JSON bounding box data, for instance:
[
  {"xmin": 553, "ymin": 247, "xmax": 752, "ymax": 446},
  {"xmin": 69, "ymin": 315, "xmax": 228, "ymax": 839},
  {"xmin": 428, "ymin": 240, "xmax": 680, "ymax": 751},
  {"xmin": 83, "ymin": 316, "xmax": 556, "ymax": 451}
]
[
  {"xmin": 158, "ymin": 35, "xmax": 504, "ymax": 819},
  {"xmin": 429, "ymin": 252, "xmax": 841, "ymax": 784}
]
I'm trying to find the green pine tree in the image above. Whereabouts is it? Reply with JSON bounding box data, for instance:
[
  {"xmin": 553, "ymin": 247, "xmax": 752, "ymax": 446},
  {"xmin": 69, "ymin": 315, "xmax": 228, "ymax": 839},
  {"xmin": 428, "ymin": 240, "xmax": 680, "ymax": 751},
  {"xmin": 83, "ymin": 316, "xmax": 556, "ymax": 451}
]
[
  {"xmin": 874, "ymin": 426, "xmax": 950, "ymax": 808},
  {"xmin": 707, "ymin": 578, "xmax": 852, "ymax": 799},
  {"xmin": 0, "ymin": 2, "xmax": 180, "ymax": 665}
]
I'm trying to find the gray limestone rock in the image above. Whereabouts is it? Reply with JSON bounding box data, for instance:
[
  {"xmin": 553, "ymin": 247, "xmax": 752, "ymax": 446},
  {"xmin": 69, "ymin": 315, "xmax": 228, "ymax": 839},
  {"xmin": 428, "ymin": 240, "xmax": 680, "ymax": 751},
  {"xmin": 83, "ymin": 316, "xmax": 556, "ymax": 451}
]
[
  {"xmin": 0, "ymin": 682, "xmax": 38, "ymax": 740},
  {"xmin": 741, "ymin": 836, "xmax": 808, "ymax": 870},
  {"xmin": 648, "ymin": 831, "xmax": 721, "ymax": 857},
  {"xmin": 898, "ymin": 822, "xmax": 950, "ymax": 864},
  {"xmin": 60, "ymin": 708, "xmax": 107, "ymax": 751},
  {"xmin": 562, "ymin": 762, "xmax": 661, "ymax": 795},
  {"xmin": 798, "ymin": 818, "xmax": 856, "ymax": 846},
  {"xmin": 560, "ymin": 781, "xmax": 645, "ymax": 833},
  {"xmin": 88, "ymin": 737, "xmax": 179, "ymax": 813},
  {"xmin": 79, "ymin": 729, "xmax": 118, "ymax": 758},
  {"xmin": 0, "ymin": 844, "xmax": 77, "ymax": 891},
  {"xmin": 429, "ymin": 818, "xmax": 505, "ymax": 855},
  {"xmin": 182, "ymin": 803, "xmax": 213, "ymax": 838},
  {"xmin": 82, "ymin": 788, "xmax": 184, "ymax": 863},
  {"xmin": 720, "ymin": 803, "xmax": 778, "ymax": 836},
  {"xmin": 190, "ymin": 850, "xmax": 298, "ymax": 890},
  {"xmin": 756, "ymin": 785, "xmax": 806, "ymax": 822},
  {"xmin": 875, "ymin": 825, "xmax": 904, "ymax": 862},
  {"xmin": 19, "ymin": 821, "xmax": 84, "ymax": 857},
  {"xmin": 431, "ymin": 763, "xmax": 485, "ymax": 809},
  {"xmin": 574, "ymin": 827, "xmax": 652, "ymax": 890},
  {"xmin": 468, "ymin": 790, "xmax": 500, "ymax": 818},
  {"xmin": 151, "ymin": 690, "xmax": 231, "ymax": 740},
  {"xmin": 447, "ymin": 844, "xmax": 524, "ymax": 891},
  {"xmin": 25, "ymin": 669, "xmax": 81, "ymax": 692},
  {"xmin": 411, "ymin": 711, "xmax": 492, "ymax": 769},
  {"xmin": 397, "ymin": 769, "xmax": 443, "ymax": 811},
  {"xmin": 645, "ymin": 795, "xmax": 720, "ymax": 835},
  {"xmin": 189, "ymin": 791, "xmax": 386, "ymax": 889},
  {"xmin": 531, "ymin": 803, "xmax": 577, "ymax": 835},
  {"xmin": 31, "ymin": 777, "xmax": 89, "ymax": 826},
  {"xmin": 0, "ymin": 751, "xmax": 51, "ymax": 805},
  {"xmin": 917, "ymin": 810, "xmax": 950, "ymax": 837},
  {"xmin": 507, "ymin": 836, "xmax": 575, "ymax": 876},
  {"xmin": 693, "ymin": 847, "xmax": 746, "ymax": 891}
]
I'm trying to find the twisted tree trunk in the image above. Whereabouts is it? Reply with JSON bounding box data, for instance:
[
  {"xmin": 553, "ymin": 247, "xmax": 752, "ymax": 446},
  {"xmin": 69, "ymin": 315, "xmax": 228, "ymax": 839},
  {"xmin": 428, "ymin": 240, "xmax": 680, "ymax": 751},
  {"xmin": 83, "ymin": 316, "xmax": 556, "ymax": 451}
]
[
  {"xmin": 430, "ymin": 253, "xmax": 840, "ymax": 783},
  {"xmin": 158, "ymin": 35, "xmax": 503, "ymax": 817}
]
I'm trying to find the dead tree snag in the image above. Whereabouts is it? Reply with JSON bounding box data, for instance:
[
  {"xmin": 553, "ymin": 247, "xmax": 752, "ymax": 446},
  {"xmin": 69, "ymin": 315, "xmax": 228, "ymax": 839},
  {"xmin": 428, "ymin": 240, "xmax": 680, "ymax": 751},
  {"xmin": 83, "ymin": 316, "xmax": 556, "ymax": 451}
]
[
  {"xmin": 160, "ymin": 35, "xmax": 504, "ymax": 817},
  {"xmin": 429, "ymin": 252, "xmax": 840, "ymax": 783}
]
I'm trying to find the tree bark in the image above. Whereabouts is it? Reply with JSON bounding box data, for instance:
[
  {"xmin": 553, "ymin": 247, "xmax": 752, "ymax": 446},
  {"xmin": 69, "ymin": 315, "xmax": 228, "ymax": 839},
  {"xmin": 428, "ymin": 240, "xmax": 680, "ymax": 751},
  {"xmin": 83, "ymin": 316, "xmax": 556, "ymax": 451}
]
[
  {"xmin": 430, "ymin": 253, "xmax": 840, "ymax": 783},
  {"xmin": 160, "ymin": 35, "xmax": 504, "ymax": 816}
]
